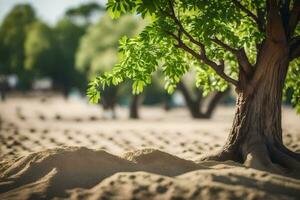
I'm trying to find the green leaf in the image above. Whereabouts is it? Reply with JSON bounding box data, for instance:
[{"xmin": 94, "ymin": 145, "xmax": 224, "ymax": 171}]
[
  {"xmin": 87, "ymin": 85, "xmax": 100, "ymax": 104},
  {"xmin": 132, "ymin": 80, "xmax": 145, "ymax": 94}
]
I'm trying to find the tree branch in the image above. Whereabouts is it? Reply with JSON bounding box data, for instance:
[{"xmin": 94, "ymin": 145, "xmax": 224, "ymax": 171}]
[
  {"xmin": 236, "ymin": 49, "xmax": 253, "ymax": 75},
  {"xmin": 211, "ymin": 37, "xmax": 253, "ymax": 75},
  {"xmin": 266, "ymin": 0, "xmax": 287, "ymax": 42},
  {"xmin": 164, "ymin": 30, "xmax": 238, "ymax": 86},
  {"xmin": 162, "ymin": 1, "xmax": 238, "ymax": 87},
  {"xmin": 211, "ymin": 38, "xmax": 238, "ymax": 54},
  {"xmin": 289, "ymin": 0, "xmax": 300, "ymax": 36},
  {"xmin": 256, "ymin": 0, "xmax": 266, "ymax": 31},
  {"xmin": 232, "ymin": 0, "xmax": 258, "ymax": 20},
  {"xmin": 289, "ymin": 36, "xmax": 300, "ymax": 60},
  {"xmin": 183, "ymin": 44, "xmax": 238, "ymax": 86},
  {"xmin": 165, "ymin": 0, "xmax": 203, "ymax": 48},
  {"xmin": 232, "ymin": 0, "xmax": 264, "ymax": 31},
  {"xmin": 280, "ymin": 0, "xmax": 291, "ymax": 37}
]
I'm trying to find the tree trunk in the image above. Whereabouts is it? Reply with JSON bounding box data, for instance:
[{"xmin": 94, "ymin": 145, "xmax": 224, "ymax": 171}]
[
  {"xmin": 0, "ymin": 77, "xmax": 8, "ymax": 102},
  {"xmin": 0, "ymin": 90, "xmax": 6, "ymax": 101},
  {"xmin": 62, "ymin": 86, "xmax": 69, "ymax": 100},
  {"xmin": 202, "ymin": 40, "xmax": 300, "ymax": 175},
  {"xmin": 129, "ymin": 94, "xmax": 140, "ymax": 119},
  {"xmin": 163, "ymin": 92, "xmax": 172, "ymax": 111},
  {"xmin": 101, "ymin": 86, "xmax": 117, "ymax": 119}
]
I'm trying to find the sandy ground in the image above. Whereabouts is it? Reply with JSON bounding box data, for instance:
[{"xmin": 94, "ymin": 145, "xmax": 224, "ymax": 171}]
[{"xmin": 0, "ymin": 95, "xmax": 300, "ymax": 200}]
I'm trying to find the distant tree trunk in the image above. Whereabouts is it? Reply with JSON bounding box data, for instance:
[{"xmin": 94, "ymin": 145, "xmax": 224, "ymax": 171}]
[
  {"xmin": 101, "ymin": 86, "xmax": 118, "ymax": 119},
  {"xmin": 163, "ymin": 92, "xmax": 172, "ymax": 111},
  {"xmin": 62, "ymin": 86, "xmax": 69, "ymax": 100},
  {"xmin": 177, "ymin": 81, "xmax": 229, "ymax": 119},
  {"xmin": 0, "ymin": 77, "xmax": 8, "ymax": 102},
  {"xmin": 129, "ymin": 94, "xmax": 140, "ymax": 119},
  {"xmin": 0, "ymin": 85, "xmax": 6, "ymax": 101},
  {"xmin": 0, "ymin": 91, "xmax": 5, "ymax": 101},
  {"xmin": 202, "ymin": 38, "xmax": 300, "ymax": 174}
]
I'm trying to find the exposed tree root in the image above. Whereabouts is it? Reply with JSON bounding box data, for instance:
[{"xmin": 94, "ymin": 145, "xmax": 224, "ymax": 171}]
[
  {"xmin": 200, "ymin": 143, "xmax": 300, "ymax": 178},
  {"xmin": 243, "ymin": 146, "xmax": 284, "ymax": 175},
  {"xmin": 200, "ymin": 149, "xmax": 238, "ymax": 163},
  {"xmin": 270, "ymin": 146, "xmax": 300, "ymax": 173},
  {"xmin": 278, "ymin": 143, "xmax": 300, "ymax": 162}
]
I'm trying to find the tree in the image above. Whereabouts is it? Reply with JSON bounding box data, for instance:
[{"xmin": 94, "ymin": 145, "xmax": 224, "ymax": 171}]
[
  {"xmin": 66, "ymin": 2, "xmax": 104, "ymax": 25},
  {"xmin": 88, "ymin": 0, "xmax": 300, "ymax": 174},
  {"xmin": 177, "ymin": 72, "xmax": 230, "ymax": 118},
  {"xmin": 76, "ymin": 14, "xmax": 144, "ymax": 118},
  {"xmin": 24, "ymin": 21, "xmax": 57, "ymax": 80},
  {"xmin": 54, "ymin": 18, "xmax": 86, "ymax": 95},
  {"xmin": 24, "ymin": 19, "xmax": 86, "ymax": 96},
  {"xmin": 0, "ymin": 4, "xmax": 36, "ymax": 89}
]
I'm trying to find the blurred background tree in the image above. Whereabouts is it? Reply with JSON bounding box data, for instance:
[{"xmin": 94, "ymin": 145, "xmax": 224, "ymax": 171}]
[
  {"xmin": 53, "ymin": 18, "xmax": 86, "ymax": 96},
  {"xmin": 24, "ymin": 21, "xmax": 57, "ymax": 84},
  {"xmin": 0, "ymin": 4, "xmax": 36, "ymax": 89},
  {"xmin": 65, "ymin": 2, "xmax": 104, "ymax": 25}
]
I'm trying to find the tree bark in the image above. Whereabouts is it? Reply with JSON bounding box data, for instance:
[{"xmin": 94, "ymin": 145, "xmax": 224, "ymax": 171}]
[
  {"xmin": 129, "ymin": 94, "xmax": 140, "ymax": 119},
  {"xmin": 202, "ymin": 40, "xmax": 300, "ymax": 175}
]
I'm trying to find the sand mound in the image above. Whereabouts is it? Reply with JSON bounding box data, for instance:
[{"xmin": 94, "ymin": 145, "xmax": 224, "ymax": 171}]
[
  {"xmin": 67, "ymin": 171, "xmax": 299, "ymax": 200},
  {"xmin": 1, "ymin": 147, "xmax": 300, "ymax": 200}
]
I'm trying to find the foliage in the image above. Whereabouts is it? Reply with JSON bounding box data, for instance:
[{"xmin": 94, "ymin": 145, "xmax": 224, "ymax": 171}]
[
  {"xmin": 54, "ymin": 18, "xmax": 86, "ymax": 90},
  {"xmin": 0, "ymin": 3, "xmax": 98, "ymax": 92},
  {"xmin": 23, "ymin": 18, "xmax": 86, "ymax": 92},
  {"xmin": 87, "ymin": 0, "xmax": 299, "ymax": 111},
  {"xmin": 77, "ymin": 14, "xmax": 145, "ymax": 101},
  {"xmin": 285, "ymin": 59, "xmax": 300, "ymax": 113},
  {"xmin": 24, "ymin": 21, "xmax": 57, "ymax": 77},
  {"xmin": 86, "ymin": 0, "xmax": 254, "ymax": 102}
]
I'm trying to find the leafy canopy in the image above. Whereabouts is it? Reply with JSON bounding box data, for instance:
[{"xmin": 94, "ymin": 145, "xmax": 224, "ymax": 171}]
[{"xmin": 87, "ymin": 0, "xmax": 299, "ymax": 113}]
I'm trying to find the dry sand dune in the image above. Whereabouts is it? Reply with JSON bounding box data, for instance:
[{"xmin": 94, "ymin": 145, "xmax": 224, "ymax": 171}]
[
  {"xmin": 1, "ymin": 96, "xmax": 300, "ymax": 199},
  {"xmin": 1, "ymin": 147, "xmax": 300, "ymax": 200}
]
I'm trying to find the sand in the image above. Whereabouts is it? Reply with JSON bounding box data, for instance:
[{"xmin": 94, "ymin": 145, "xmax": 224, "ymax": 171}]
[{"xmin": 0, "ymin": 95, "xmax": 300, "ymax": 200}]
